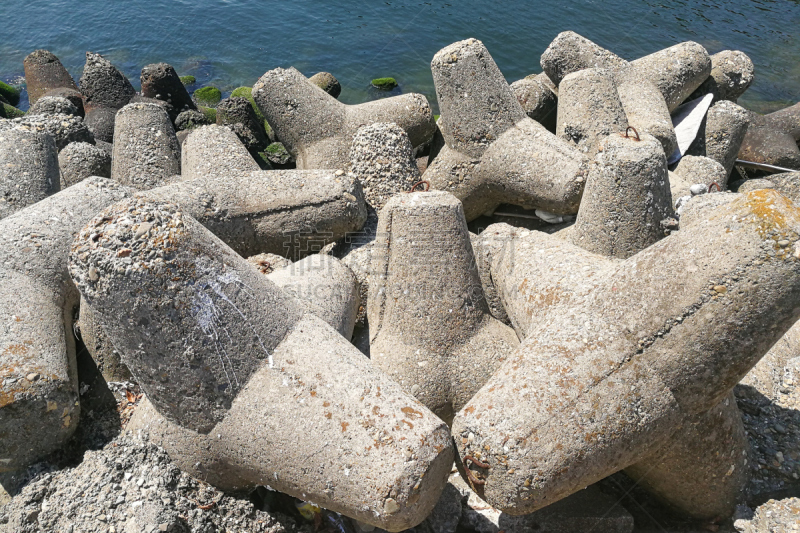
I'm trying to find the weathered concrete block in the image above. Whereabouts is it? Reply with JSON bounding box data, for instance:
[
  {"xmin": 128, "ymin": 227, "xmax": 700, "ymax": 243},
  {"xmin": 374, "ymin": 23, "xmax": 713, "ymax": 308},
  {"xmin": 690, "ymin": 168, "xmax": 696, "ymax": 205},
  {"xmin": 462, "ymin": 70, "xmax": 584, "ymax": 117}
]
[
  {"xmin": 308, "ymin": 71, "xmax": 342, "ymax": 98},
  {"xmin": 140, "ymin": 63, "xmax": 196, "ymax": 114},
  {"xmin": 0, "ymin": 178, "xmax": 131, "ymax": 471},
  {"xmin": 616, "ymin": 67, "xmax": 678, "ymax": 156},
  {"xmin": 138, "ymin": 169, "xmax": 367, "ymax": 259},
  {"xmin": 41, "ymin": 87, "xmax": 85, "ymax": 118},
  {"xmin": 556, "ymin": 68, "xmax": 627, "ymax": 157},
  {"xmin": 0, "ymin": 127, "xmax": 59, "ymax": 219},
  {"xmin": 216, "ymin": 96, "xmax": 269, "ymax": 154},
  {"xmin": 111, "ymin": 102, "xmax": 181, "ymax": 189},
  {"xmin": 426, "ymin": 39, "xmax": 589, "ymax": 221},
  {"xmin": 79, "ymin": 52, "xmax": 135, "ymax": 113},
  {"xmin": 4, "ymin": 113, "xmax": 94, "ymax": 151},
  {"xmin": 252, "ymin": 67, "xmax": 435, "ymax": 169},
  {"xmin": 688, "ymin": 100, "xmax": 750, "ymax": 177},
  {"xmin": 58, "ymin": 141, "xmax": 111, "ymax": 188},
  {"xmin": 74, "ymin": 198, "xmax": 452, "ymax": 530},
  {"xmin": 83, "ymin": 106, "xmax": 117, "ymax": 143},
  {"xmin": 690, "ymin": 50, "xmax": 755, "ymax": 102},
  {"xmin": 28, "ymin": 96, "xmax": 79, "ymax": 117},
  {"xmin": 23, "ymin": 50, "xmax": 78, "ymax": 106},
  {"xmin": 181, "ymin": 125, "xmax": 259, "ymax": 181},
  {"xmin": 631, "ymin": 41, "xmax": 712, "ymax": 112},
  {"xmin": 350, "ymin": 122, "xmax": 421, "ymax": 210},
  {"xmin": 671, "ymin": 155, "xmax": 727, "ymax": 198},
  {"xmin": 540, "ymin": 31, "xmax": 627, "ymax": 86},
  {"xmin": 569, "ymin": 133, "xmax": 673, "ymax": 259},
  {"xmin": 510, "ymin": 73, "xmax": 558, "ymax": 132},
  {"xmin": 764, "ymin": 102, "xmax": 800, "ymax": 141},
  {"xmin": 738, "ymin": 123, "xmax": 800, "ymax": 171},
  {"xmin": 368, "ymin": 192, "xmax": 519, "ymax": 423},
  {"xmin": 453, "ymin": 189, "xmax": 800, "ymax": 515}
]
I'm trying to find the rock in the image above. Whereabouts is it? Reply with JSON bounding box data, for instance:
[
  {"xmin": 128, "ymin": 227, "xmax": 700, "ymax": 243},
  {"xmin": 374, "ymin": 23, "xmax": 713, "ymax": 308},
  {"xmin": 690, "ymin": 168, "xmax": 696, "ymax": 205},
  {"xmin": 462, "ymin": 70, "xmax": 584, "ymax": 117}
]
[
  {"xmin": 140, "ymin": 63, "xmax": 197, "ymax": 114},
  {"xmin": 23, "ymin": 50, "xmax": 78, "ymax": 106},
  {"xmin": 229, "ymin": 86, "xmax": 271, "ymax": 137},
  {"xmin": 27, "ymin": 95, "xmax": 79, "ymax": 117},
  {"xmin": 262, "ymin": 142, "xmax": 293, "ymax": 167},
  {"xmin": 368, "ymin": 191, "xmax": 519, "ymax": 423},
  {"xmin": 179, "ymin": 75, "xmax": 195, "ymax": 86},
  {"xmin": 79, "ymin": 52, "xmax": 136, "ymax": 112},
  {"xmin": 309, "ymin": 71, "xmax": 342, "ymax": 98},
  {"xmin": 58, "ymin": 141, "xmax": 112, "ymax": 188},
  {"xmin": 0, "ymin": 178, "xmax": 131, "ymax": 472},
  {"xmin": 569, "ymin": 133, "xmax": 673, "ymax": 259},
  {"xmin": 690, "ymin": 50, "xmax": 755, "ymax": 102},
  {"xmin": 0, "ymin": 80, "xmax": 20, "ymax": 107},
  {"xmin": 733, "ymin": 498, "xmax": 800, "ymax": 533},
  {"xmin": 748, "ymin": 171, "xmax": 800, "ymax": 202},
  {"xmin": 688, "ymin": 99, "xmax": 751, "ymax": 178},
  {"xmin": 193, "ymin": 86, "xmax": 221, "ymax": 107},
  {"xmin": 83, "ymin": 106, "xmax": 117, "ymax": 143},
  {"xmin": 253, "ymin": 67, "xmax": 435, "ymax": 169},
  {"xmin": 216, "ymin": 96, "xmax": 268, "ymax": 153},
  {"xmin": 452, "ymin": 189, "xmax": 800, "ymax": 515},
  {"xmin": 173, "ymin": 109, "xmax": 210, "ymax": 131},
  {"xmin": 349, "ymin": 122, "xmax": 421, "ymax": 210},
  {"xmin": 556, "ymin": 68, "xmax": 628, "ymax": 157},
  {"xmin": 41, "ymin": 87, "xmax": 85, "ymax": 117},
  {"xmin": 267, "ymin": 254, "xmax": 360, "ymax": 339},
  {"xmin": 0, "ymin": 127, "xmax": 59, "ymax": 219},
  {"xmin": 764, "ymin": 102, "xmax": 800, "ymax": 141},
  {"xmin": 111, "ymin": 102, "xmax": 181, "ymax": 190},
  {"xmin": 73, "ymin": 198, "xmax": 453, "ymax": 531},
  {"xmin": 371, "ymin": 77, "xmax": 398, "ymax": 90},
  {"xmin": 425, "ymin": 38, "xmax": 589, "ymax": 221},
  {"xmin": 180, "ymin": 124, "xmax": 259, "ymax": 181},
  {"xmin": 6, "ymin": 113, "xmax": 94, "ymax": 150},
  {"xmin": 0, "ymin": 103, "xmax": 24, "ymax": 119},
  {"xmin": 510, "ymin": 72, "xmax": 558, "ymax": 132},
  {"xmin": 137, "ymin": 168, "xmax": 368, "ymax": 259},
  {"xmin": 671, "ymin": 155, "xmax": 728, "ymax": 198},
  {"xmin": 540, "ymin": 31, "xmax": 627, "ymax": 86}
]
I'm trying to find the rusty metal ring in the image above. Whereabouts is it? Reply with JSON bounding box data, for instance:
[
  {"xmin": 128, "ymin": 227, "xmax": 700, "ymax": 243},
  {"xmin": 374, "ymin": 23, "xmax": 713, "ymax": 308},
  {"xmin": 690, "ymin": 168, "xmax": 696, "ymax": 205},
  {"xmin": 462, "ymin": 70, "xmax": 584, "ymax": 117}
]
[
  {"xmin": 621, "ymin": 126, "xmax": 641, "ymax": 141},
  {"xmin": 708, "ymin": 181, "xmax": 721, "ymax": 193},
  {"xmin": 409, "ymin": 180, "xmax": 431, "ymax": 193}
]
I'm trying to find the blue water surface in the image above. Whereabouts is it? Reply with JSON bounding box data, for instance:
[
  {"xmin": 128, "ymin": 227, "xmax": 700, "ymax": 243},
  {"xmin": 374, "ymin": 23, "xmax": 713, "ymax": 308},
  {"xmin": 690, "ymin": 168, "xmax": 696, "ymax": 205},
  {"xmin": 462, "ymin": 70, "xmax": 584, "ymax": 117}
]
[{"xmin": 1, "ymin": 0, "xmax": 799, "ymax": 113}]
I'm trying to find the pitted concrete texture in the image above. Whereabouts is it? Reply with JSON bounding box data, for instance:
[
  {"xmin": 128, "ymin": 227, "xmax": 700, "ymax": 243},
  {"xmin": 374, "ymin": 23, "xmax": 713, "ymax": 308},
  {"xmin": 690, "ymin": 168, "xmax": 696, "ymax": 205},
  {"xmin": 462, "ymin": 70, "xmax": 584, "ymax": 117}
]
[
  {"xmin": 690, "ymin": 50, "xmax": 755, "ymax": 102},
  {"xmin": 181, "ymin": 125, "xmax": 259, "ymax": 181},
  {"xmin": 111, "ymin": 102, "xmax": 181, "ymax": 189},
  {"xmin": 28, "ymin": 96, "xmax": 80, "ymax": 117},
  {"xmin": 216, "ymin": 96, "xmax": 269, "ymax": 153},
  {"xmin": 540, "ymin": 31, "xmax": 627, "ymax": 86},
  {"xmin": 671, "ymin": 155, "xmax": 727, "ymax": 198},
  {"xmin": 0, "ymin": 178, "xmax": 132, "ymax": 471},
  {"xmin": 79, "ymin": 52, "xmax": 136, "ymax": 113},
  {"xmin": 452, "ymin": 190, "xmax": 800, "ymax": 515},
  {"xmin": 246, "ymin": 252, "xmax": 292, "ymax": 274},
  {"xmin": 510, "ymin": 73, "xmax": 558, "ymax": 131},
  {"xmin": 138, "ymin": 169, "xmax": 367, "ymax": 259},
  {"xmin": 569, "ymin": 133, "xmax": 673, "ymax": 259},
  {"xmin": 252, "ymin": 67, "xmax": 435, "ymax": 169},
  {"xmin": 267, "ymin": 254, "xmax": 359, "ymax": 339},
  {"xmin": 743, "ymin": 172, "xmax": 800, "ymax": 203},
  {"xmin": 738, "ymin": 123, "xmax": 800, "ymax": 171},
  {"xmin": 58, "ymin": 141, "xmax": 112, "ymax": 188},
  {"xmin": 368, "ymin": 192, "xmax": 519, "ymax": 424},
  {"xmin": 426, "ymin": 39, "xmax": 589, "ymax": 221},
  {"xmin": 4, "ymin": 113, "xmax": 94, "ymax": 151},
  {"xmin": 631, "ymin": 41, "xmax": 712, "ymax": 112},
  {"xmin": 556, "ymin": 68, "xmax": 627, "ymax": 157},
  {"xmin": 350, "ymin": 122, "xmax": 421, "ymax": 210},
  {"xmin": 0, "ymin": 127, "xmax": 59, "ymax": 219},
  {"xmin": 140, "ymin": 63, "xmax": 197, "ymax": 114},
  {"xmin": 74, "ymin": 199, "xmax": 452, "ymax": 531},
  {"xmin": 764, "ymin": 102, "xmax": 800, "ymax": 141},
  {"xmin": 23, "ymin": 50, "xmax": 79, "ymax": 106},
  {"xmin": 83, "ymin": 106, "xmax": 117, "ymax": 143},
  {"xmin": 540, "ymin": 32, "xmax": 711, "ymax": 112},
  {"xmin": 625, "ymin": 390, "xmax": 749, "ymax": 520},
  {"xmin": 616, "ymin": 67, "xmax": 678, "ymax": 156},
  {"xmin": 41, "ymin": 88, "xmax": 85, "ymax": 118},
  {"xmin": 688, "ymin": 99, "xmax": 750, "ymax": 177},
  {"xmin": 309, "ymin": 71, "xmax": 342, "ymax": 98}
]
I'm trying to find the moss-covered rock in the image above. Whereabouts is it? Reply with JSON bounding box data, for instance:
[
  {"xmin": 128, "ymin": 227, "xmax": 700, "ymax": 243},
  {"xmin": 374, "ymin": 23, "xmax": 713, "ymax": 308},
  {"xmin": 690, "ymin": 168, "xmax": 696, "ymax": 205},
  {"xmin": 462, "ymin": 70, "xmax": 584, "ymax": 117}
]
[
  {"xmin": 0, "ymin": 80, "xmax": 21, "ymax": 106},
  {"xmin": 193, "ymin": 86, "xmax": 222, "ymax": 106},
  {"xmin": 174, "ymin": 109, "xmax": 211, "ymax": 131},
  {"xmin": 309, "ymin": 72, "xmax": 342, "ymax": 98},
  {"xmin": 179, "ymin": 75, "xmax": 196, "ymax": 86},
  {"xmin": 263, "ymin": 142, "xmax": 293, "ymax": 166},
  {"xmin": 230, "ymin": 86, "xmax": 276, "ymax": 142},
  {"xmin": 0, "ymin": 103, "xmax": 25, "ymax": 119},
  {"xmin": 371, "ymin": 77, "xmax": 398, "ymax": 90},
  {"xmin": 198, "ymin": 105, "xmax": 217, "ymax": 123}
]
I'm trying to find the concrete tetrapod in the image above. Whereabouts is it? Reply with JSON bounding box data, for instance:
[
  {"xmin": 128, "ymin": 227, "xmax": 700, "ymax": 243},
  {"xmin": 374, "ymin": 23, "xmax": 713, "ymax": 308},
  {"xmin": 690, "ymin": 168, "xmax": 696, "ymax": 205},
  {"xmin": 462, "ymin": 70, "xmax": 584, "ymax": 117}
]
[
  {"xmin": 368, "ymin": 192, "xmax": 519, "ymax": 424},
  {"xmin": 181, "ymin": 125, "xmax": 259, "ymax": 181},
  {"xmin": 0, "ymin": 178, "xmax": 131, "ymax": 471},
  {"xmin": 252, "ymin": 67, "xmax": 435, "ymax": 169},
  {"xmin": 509, "ymin": 73, "xmax": 558, "ymax": 132},
  {"xmin": 425, "ymin": 38, "xmax": 590, "ymax": 221},
  {"xmin": 452, "ymin": 189, "xmax": 800, "ymax": 515},
  {"xmin": 0, "ymin": 127, "xmax": 59, "ymax": 219},
  {"xmin": 71, "ymin": 199, "xmax": 453, "ymax": 531},
  {"xmin": 111, "ymin": 102, "xmax": 181, "ymax": 189},
  {"xmin": 23, "ymin": 50, "xmax": 79, "ymax": 106},
  {"xmin": 686, "ymin": 99, "xmax": 750, "ymax": 178}
]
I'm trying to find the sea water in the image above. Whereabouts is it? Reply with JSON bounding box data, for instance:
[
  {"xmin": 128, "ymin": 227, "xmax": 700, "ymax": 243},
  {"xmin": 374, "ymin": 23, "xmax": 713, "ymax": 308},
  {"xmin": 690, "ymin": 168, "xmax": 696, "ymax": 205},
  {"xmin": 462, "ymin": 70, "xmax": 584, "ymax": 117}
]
[{"xmin": 2, "ymin": 0, "xmax": 799, "ymax": 113}]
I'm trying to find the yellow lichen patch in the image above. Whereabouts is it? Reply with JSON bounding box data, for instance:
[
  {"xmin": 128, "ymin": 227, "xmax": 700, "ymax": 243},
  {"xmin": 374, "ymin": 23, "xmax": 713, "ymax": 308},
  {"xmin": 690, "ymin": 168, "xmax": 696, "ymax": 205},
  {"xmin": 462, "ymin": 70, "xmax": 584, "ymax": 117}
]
[{"xmin": 742, "ymin": 189, "xmax": 800, "ymax": 238}]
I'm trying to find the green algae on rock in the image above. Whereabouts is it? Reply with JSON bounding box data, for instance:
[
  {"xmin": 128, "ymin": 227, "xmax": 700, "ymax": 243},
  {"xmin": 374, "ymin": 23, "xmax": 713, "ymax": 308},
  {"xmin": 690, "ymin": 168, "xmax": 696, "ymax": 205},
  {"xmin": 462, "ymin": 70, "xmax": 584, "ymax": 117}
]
[
  {"xmin": 198, "ymin": 105, "xmax": 217, "ymax": 123},
  {"xmin": 179, "ymin": 75, "xmax": 196, "ymax": 86},
  {"xmin": 193, "ymin": 86, "xmax": 222, "ymax": 106},
  {"xmin": 371, "ymin": 77, "xmax": 398, "ymax": 90},
  {"xmin": 0, "ymin": 80, "xmax": 20, "ymax": 107}
]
